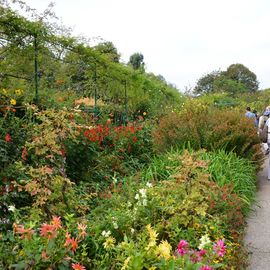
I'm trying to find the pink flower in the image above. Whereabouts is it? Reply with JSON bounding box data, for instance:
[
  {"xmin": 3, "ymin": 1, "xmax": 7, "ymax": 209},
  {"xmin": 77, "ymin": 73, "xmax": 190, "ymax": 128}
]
[
  {"xmin": 193, "ymin": 249, "xmax": 207, "ymax": 262},
  {"xmin": 177, "ymin": 240, "xmax": 188, "ymax": 256},
  {"xmin": 198, "ymin": 249, "xmax": 207, "ymax": 257},
  {"xmin": 213, "ymin": 239, "xmax": 226, "ymax": 257},
  {"xmin": 199, "ymin": 266, "xmax": 213, "ymax": 270},
  {"xmin": 5, "ymin": 133, "xmax": 12, "ymax": 142}
]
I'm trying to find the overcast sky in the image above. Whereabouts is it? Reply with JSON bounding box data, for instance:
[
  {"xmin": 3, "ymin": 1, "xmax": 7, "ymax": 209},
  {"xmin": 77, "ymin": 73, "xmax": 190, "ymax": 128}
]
[{"xmin": 21, "ymin": 0, "xmax": 270, "ymax": 91}]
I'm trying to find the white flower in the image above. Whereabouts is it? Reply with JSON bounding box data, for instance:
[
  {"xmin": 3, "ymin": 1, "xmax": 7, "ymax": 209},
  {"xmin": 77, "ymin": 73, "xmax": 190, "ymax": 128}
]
[
  {"xmin": 135, "ymin": 193, "xmax": 140, "ymax": 200},
  {"xmin": 139, "ymin": 188, "xmax": 147, "ymax": 198},
  {"xmin": 131, "ymin": 228, "xmax": 135, "ymax": 234},
  {"xmin": 102, "ymin": 230, "xmax": 111, "ymax": 237},
  {"xmin": 142, "ymin": 199, "xmax": 147, "ymax": 206},
  {"xmin": 146, "ymin": 182, "xmax": 152, "ymax": 188},
  {"xmin": 112, "ymin": 221, "xmax": 118, "ymax": 229},
  {"xmin": 198, "ymin": 234, "xmax": 211, "ymax": 250},
  {"xmin": 8, "ymin": 205, "xmax": 15, "ymax": 212}
]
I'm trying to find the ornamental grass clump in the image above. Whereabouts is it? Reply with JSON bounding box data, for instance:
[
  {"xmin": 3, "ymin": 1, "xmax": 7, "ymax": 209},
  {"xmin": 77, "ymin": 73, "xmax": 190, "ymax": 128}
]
[{"xmin": 200, "ymin": 150, "xmax": 257, "ymax": 214}]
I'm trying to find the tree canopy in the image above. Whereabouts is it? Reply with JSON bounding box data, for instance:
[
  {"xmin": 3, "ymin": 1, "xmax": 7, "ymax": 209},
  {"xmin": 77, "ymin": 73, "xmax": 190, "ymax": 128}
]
[
  {"xmin": 193, "ymin": 64, "xmax": 259, "ymax": 95},
  {"xmin": 0, "ymin": 1, "xmax": 183, "ymax": 115},
  {"xmin": 128, "ymin": 52, "xmax": 145, "ymax": 70}
]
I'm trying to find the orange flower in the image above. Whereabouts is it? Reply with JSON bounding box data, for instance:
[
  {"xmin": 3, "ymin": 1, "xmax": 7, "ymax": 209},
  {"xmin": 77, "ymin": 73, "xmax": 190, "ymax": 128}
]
[
  {"xmin": 70, "ymin": 237, "xmax": 78, "ymax": 252},
  {"xmin": 40, "ymin": 223, "xmax": 57, "ymax": 239},
  {"xmin": 41, "ymin": 250, "xmax": 49, "ymax": 260},
  {"xmin": 64, "ymin": 233, "xmax": 78, "ymax": 252},
  {"xmin": 13, "ymin": 224, "xmax": 34, "ymax": 240},
  {"xmin": 57, "ymin": 97, "xmax": 63, "ymax": 102},
  {"xmin": 51, "ymin": 216, "xmax": 62, "ymax": 230},
  {"xmin": 72, "ymin": 263, "xmax": 86, "ymax": 270}
]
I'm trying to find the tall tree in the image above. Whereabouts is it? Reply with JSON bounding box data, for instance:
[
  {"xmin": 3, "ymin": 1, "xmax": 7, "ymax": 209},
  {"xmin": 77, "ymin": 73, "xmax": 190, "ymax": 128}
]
[
  {"xmin": 225, "ymin": 63, "xmax": 259, "ymax": 92},
  {"xmin": 93, "ymin": 41, "xmax": 120, "ymax": 63},
  {"xmin": 128, "ymin": 52, "xmax": 144, "ymax": 70},
  {"xmin": 193, "ymin": 70, "xmax": 221, "ymax": 95}
]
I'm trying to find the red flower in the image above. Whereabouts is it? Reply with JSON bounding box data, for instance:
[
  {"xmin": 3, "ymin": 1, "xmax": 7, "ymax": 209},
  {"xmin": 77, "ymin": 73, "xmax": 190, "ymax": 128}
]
[
  {"xmin": 132, "ymin": 136, "xmax": 137, "ymax": 142},
  {"xmin": 22, "ymin": 146, "xmax": 27, "ymax": 161},
  {"xmin": 83, "ymin": 130, "xmax": 89, "ymax": 137},
  {"xmin": 72, "ymin": 263, "xmax": 86, "ymax": 270},
  {"xmin": 5, "ymin": 133, "xmax": 12, "ymax": 142}
]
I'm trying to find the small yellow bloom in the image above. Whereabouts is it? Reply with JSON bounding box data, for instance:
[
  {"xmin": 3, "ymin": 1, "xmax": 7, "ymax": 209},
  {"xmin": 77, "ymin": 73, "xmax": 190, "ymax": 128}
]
[
  {"xmin": 146, "ymin": 224, "xmax": 158, "ymax": 241},
  {"xmin": 143, "ymin": 112, "xmax": 147, "ymax": 116},
  {"xmin": 121, "ymin": 257, "xmax": 131, "ymax": 270},
  {"xmin": 148, "ymin": 267, "xmax": 156, "ymax": 270},
  {"xmin": 103, "ymin": 236, "xmax": 115, "ymax": 249},
  {"xmin": 10, "ymin": 99, "xmax": 16, "ymax": 105},
  {"xmin": 15, "ymin": 89, "xmax": 22, "ymax": 95},
  {"xmin": 155, "ymin": 240, "xmax": 172, "ymax": 260}
]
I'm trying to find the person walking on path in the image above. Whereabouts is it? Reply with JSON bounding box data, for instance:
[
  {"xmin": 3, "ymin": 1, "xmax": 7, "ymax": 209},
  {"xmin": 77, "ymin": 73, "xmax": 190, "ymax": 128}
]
[
  {"xmin": 265, "ymin": 116, "xmax": 270, "ymax": 180},
  {"xmin": 245, "ymin": 106, "xmax": 256, "ymax": 118},
  {"xmin": 258, "ymin": 106, "xmax": 270, "ymax": 155},
  {"xmin": 245, "ymin": 106, "xmax": 257, "ymax": 127}
]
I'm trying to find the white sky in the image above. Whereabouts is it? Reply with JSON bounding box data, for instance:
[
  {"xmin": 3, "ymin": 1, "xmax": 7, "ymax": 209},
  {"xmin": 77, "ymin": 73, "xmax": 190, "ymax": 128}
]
[{"xmin": 20, "ymin": 0, "xmax": 270, "ymax": 91}]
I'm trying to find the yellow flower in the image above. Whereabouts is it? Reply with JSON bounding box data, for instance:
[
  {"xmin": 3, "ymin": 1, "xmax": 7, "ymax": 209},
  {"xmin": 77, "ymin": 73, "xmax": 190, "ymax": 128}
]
[
  {"xmin": 148, "ymin": 267, "xmax": 156, "ymax": 270},
  {"xmin": 146, "ymin": 224, "xmax": 158, "ymax": 241},
  {"xmin": 10, "ymin": 99, "xmax": 16, "ymax": 105},
  {"xmin": 155, "ymin": 240, "xmax": 172, "ymax": 260},
  {"xmin": 15, "ymin": 89, "xmax": 22, "ymax": 95},
  {"xmin": 145, "ymin": 224, "xmax": 158, "ymax": 250},
  {"xmin": 103, "ymin": 236, "xmax": 115, "ymax": 249},
  {"xmin": 121, "ymin": 257, "xmax": 131, "ymax": 270},
  {"xmin": 143, "ymin": 112, "xmax": 147, "ymax": 116}
]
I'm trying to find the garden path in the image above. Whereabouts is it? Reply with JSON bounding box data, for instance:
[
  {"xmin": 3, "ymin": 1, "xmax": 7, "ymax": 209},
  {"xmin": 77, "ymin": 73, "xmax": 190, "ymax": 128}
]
[{"xmin": 244, "ymin": 158, "xmax": 270, "ymax": 269}]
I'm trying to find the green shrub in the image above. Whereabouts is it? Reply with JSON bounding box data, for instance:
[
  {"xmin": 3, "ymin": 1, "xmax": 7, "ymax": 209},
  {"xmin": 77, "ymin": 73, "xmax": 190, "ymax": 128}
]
[
  {"xmin": 142, "ymin": 149, "xmax": 256, "ymax": 214},
  {"xmin": 152, "ymin": 105, "xmax": 263, "ymax": 165},
  {"xmin": 83, "ymin": 151, "xmax": 246, "ymax": 269}
]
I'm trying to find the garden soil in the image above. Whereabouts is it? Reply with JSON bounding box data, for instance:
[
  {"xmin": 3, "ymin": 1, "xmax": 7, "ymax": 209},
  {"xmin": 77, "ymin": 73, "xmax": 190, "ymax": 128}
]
[{"xmin": 245, "ymin": 158, "xmax": 270, "ymax": 269}]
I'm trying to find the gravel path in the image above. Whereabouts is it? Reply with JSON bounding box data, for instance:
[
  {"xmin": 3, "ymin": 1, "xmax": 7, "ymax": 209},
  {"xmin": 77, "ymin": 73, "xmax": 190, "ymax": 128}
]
[{"xmin": 244, "ymin": 158, "xmax": 270, "ymax": 269}]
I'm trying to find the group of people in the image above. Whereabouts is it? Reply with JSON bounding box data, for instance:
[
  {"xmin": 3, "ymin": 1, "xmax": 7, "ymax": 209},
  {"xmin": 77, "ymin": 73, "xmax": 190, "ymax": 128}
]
[{"xmin": 245, "ymin": 106, "xmax": 270, "ymax": 180}]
